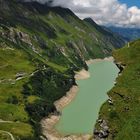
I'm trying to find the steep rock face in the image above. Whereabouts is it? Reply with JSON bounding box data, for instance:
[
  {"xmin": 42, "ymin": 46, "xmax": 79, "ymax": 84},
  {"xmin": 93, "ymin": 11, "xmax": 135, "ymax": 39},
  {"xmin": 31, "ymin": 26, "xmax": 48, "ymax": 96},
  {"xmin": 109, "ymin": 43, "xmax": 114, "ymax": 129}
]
[{"xmin": 0, "ymin": 0, "xmax": 126, "ymax": 139}]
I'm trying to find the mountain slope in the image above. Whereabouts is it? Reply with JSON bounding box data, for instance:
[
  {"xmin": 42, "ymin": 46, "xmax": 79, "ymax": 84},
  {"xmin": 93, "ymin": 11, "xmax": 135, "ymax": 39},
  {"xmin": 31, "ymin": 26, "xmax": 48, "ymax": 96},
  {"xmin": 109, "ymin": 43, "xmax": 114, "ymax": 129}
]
[
  {"xmin": 94, "ymin": 39, "xmax": 140, "ymax": 140},
  {"xmin": 84, "ymin": 18, "xmax": 127, "ymax": 48},
  {"xmin": 108, "ymin": 26, "xmax": 140, "ymax": 41},
  {"xmin": 0, "ymin": 0, "xmax": 125, "ymax": 139}
]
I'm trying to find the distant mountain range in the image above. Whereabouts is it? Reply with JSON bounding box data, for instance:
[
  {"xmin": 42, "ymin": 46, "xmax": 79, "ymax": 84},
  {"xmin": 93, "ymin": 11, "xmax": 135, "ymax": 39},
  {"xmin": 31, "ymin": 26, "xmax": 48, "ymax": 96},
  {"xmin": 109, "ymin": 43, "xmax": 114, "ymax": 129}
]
[{"xmin": 108, "ymin": 26, "xmax": 140, "ymax": 41}]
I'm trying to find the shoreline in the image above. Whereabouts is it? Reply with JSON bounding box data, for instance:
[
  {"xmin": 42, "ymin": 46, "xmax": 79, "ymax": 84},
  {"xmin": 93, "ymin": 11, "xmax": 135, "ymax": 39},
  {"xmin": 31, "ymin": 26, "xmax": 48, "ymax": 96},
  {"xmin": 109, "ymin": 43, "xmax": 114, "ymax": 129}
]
[
  {"xmin": 41, "ymin": 56, "xmax": 114, "ymax": 140},
  {"xmin": 86, "ymin": 56, "xmax": 114, "ymax": 65}
]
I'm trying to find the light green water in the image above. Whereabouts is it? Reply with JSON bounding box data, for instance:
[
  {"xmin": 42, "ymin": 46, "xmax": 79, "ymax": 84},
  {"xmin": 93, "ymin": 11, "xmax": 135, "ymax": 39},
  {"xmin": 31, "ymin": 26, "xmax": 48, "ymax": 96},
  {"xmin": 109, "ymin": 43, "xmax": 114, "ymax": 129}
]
[{"xmin": 55, "ymin": 60, "xmax": 119, "ymax": 135}]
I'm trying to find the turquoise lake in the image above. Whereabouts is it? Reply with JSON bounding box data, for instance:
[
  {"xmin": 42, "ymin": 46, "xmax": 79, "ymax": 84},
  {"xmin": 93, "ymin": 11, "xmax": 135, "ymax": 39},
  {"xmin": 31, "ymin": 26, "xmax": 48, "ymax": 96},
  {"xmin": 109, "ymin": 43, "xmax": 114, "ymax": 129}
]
[{"xmin": 55, "ymin": 60, "xmax": 119, "ymax": 135}]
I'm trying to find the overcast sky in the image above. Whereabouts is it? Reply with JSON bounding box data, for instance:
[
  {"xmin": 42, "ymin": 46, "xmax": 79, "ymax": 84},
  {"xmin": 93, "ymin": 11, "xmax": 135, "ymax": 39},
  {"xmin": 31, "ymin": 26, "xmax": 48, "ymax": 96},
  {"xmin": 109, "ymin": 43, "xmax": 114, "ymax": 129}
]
[{"xmin": 25, "ymin": 0, "xmax": 140, "ymax": 28}]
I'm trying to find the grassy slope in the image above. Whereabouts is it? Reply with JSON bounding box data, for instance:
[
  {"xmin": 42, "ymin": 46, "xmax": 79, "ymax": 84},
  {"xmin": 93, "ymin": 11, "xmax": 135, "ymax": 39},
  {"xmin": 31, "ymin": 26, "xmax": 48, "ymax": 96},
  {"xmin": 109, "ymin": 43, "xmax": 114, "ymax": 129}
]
[
  {"xmin": 0, "ymin": 40, "xmax": 36, "ymax": 139},
  {"xmin": 0, "ymin": 36, "xmax": 76, "ymax": 140},
  {"xmin": 95, "ymin": 39, "xmax": 140, "ymax": 140}
]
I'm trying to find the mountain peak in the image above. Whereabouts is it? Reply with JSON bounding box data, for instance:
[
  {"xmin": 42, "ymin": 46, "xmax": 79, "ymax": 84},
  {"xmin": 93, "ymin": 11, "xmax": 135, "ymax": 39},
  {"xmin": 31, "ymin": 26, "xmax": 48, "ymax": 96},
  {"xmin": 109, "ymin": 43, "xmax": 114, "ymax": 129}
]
[{"xmin": 84, "ymin": 17, "xmax": 97, "ymax": 26}]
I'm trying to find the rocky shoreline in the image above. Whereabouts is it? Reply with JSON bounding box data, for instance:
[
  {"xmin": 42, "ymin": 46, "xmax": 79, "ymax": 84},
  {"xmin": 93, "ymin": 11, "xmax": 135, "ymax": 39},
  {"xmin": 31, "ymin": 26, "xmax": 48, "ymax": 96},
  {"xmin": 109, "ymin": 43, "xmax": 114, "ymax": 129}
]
[
  {"xmin": 41, "ymin": 57, "xmax": 114, "ymax": 140},
  {"xmin": 41, "ymin": 69, "xmax": 91, "ymax": 140},
  {"xmin": 93, "ymin": 58, "xmax": 124, "ymax": 140}
]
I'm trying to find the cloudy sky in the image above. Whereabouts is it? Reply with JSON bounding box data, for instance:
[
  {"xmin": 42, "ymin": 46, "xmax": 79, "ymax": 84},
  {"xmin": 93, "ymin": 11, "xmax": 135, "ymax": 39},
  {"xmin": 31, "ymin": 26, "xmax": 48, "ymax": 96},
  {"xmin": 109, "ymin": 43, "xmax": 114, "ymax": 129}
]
[{"xmin": 26, "ymin": 0, "xmax": 140, "ymax": 28}]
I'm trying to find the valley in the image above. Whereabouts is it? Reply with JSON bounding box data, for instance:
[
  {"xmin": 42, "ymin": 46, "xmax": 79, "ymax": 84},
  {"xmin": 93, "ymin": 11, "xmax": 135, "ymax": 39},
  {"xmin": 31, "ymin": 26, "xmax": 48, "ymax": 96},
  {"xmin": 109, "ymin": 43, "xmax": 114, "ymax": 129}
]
[{"xmin": 0, "ymin": 0, "xmax": 140, "ymax": 140}]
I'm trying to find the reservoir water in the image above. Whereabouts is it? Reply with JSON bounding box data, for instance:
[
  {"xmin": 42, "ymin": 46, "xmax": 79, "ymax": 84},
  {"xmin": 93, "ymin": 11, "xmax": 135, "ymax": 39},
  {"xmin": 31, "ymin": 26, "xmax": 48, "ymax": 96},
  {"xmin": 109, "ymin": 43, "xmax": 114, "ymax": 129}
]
[{"xmin": 55, "ymin": 60, "xmax": 119, "ymax": 135}]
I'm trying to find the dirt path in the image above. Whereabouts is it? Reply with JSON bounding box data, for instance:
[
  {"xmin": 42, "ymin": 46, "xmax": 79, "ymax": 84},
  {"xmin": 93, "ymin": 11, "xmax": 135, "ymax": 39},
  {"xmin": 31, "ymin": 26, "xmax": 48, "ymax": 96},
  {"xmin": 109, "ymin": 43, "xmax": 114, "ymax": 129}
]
[
  {"xmin": 0, "ymin": 119, "xmax": 14, "ymax": 123},
  {"xmin": 0, "ymin": 130, "xmax": 15, "ymax": 140},
  {"xmin": 0, "ymin": 119, "xmax": 17, "ymax": 140},
  {"xmin": 0, "ymin": 64, "xmax": 8, "ymax": 69}
]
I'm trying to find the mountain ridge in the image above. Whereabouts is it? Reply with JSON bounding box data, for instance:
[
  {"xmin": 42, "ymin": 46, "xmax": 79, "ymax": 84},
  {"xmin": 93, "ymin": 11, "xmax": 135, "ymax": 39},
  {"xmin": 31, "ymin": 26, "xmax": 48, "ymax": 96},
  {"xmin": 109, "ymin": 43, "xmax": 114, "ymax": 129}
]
[{"xmin": 84, "ymin": 18, "xmax": 127, "ymax": 48}]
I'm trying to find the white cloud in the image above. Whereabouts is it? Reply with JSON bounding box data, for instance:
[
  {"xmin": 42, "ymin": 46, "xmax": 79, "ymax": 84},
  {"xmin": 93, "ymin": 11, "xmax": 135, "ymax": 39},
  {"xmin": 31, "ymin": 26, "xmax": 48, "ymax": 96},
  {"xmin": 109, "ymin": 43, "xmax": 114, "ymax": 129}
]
[{"xmin": 25, "ymin": 0, "xmax": 140, "ymax": 28}]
